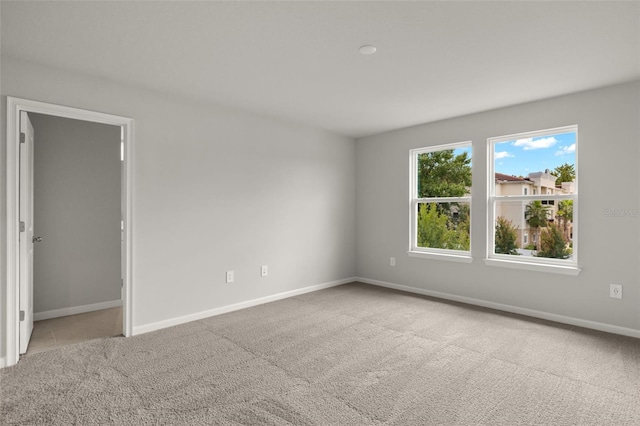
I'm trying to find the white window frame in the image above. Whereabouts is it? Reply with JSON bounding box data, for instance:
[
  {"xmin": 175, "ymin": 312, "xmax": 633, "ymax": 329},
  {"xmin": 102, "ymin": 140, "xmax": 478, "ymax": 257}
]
[
  {"xmin": 408, "ymin": 141, "xmax": 472, "ymax": 263},
  {"xmin": 485, "ymin": 125, "xmax": 580, "ymax": 275}
]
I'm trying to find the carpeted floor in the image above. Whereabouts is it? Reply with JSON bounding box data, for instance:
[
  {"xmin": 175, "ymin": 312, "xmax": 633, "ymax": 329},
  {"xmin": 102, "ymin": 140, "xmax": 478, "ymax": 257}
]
[{"xmin": 1, "ymin": 282, "xmax": 639, "ymax": 425}]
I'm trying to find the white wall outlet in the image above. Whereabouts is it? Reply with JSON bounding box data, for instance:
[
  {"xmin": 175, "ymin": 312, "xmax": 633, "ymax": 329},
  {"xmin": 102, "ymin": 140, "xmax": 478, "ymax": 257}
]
[
  {"xmin": 226, "ymin": 271, "xmax": 234, "ymax": 283},
  {"xmin": 261, "ymin": 265, "xmax": 268, "ymax": 277},
  {"xmin": 390, "ymin": 257, "xmax": 396, "ymax": 267},
  {"xmin": 610, "ymin": 284, "xmax": 622, "ymax": 299}
]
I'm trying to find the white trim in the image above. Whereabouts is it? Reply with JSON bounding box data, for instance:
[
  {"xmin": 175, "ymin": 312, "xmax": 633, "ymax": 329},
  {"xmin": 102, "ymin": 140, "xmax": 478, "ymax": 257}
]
[
  {"xmin": 407, "ymin": 250, "xmax": 473, "ymax": 263},
  {"xmin": 491, "ymin": 194, "xmax": 573, "ymax": 202},
  {"xmin": 33, "ymin": 299, "xmax": 123, "ymax": 322},
  {"xmin": 409, "ymin": 141, "xmax": 473, "ymax": 256},
  {"xmin": 483, "ymin": 258, "xmax": 581, "ymax": 276},
  {"xmin": 410, "ymin": 140, "xmax": 473, "ymax": 155},
  {"xmin": 0, "ymin": 357, "xmax": 5, "ymax": 369},
  {"xmin": 489, "ymin": 125, "xmax": 579, "ymax": 146},
  {"xmin": 4, "ymin": 97, "xmax": 135, "ymax": 368},
  {"xmin": 416, "ymin": 196, "xmax": 471, "ymax": 203},
  {"xmin": 132, "ymin": 277, "xmax": 355, "ymax": 336},
  {"xmin": 357, "ymin": 277, "xmax": 640, "ymax": 339}
]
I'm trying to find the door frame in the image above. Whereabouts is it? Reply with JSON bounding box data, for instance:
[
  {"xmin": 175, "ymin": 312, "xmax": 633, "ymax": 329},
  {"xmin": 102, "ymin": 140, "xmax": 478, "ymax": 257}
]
[{"xmin": 4, "ymin": 97, "xmax": 134, "ymax": 367}]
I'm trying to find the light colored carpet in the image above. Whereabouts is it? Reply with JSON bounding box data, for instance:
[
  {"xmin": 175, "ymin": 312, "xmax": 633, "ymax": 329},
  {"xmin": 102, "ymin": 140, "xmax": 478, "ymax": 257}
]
[{"xmin": 1, "ymin": 282, "xmax": 639, "ymax": 425}]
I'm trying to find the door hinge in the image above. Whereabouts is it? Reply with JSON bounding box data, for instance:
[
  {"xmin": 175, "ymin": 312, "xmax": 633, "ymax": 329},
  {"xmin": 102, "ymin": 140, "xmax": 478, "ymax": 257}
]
[
  {"xmin": 20, "ymin": 221, "xmax": 25, "ymax": 232},
  {"xmin": 20, "ymin": 310, "xmax": 25, "ymax": 321},
  {"xmin": 20, "ymin": 133, "xmax": 25, "ymax": 143}
]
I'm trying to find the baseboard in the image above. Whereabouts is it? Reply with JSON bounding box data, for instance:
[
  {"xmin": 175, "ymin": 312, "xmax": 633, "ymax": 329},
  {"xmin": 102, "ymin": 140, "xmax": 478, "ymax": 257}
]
[
  {"xmin": 0, "ymin": 356, "xmax": 6, "ymax": 369},
  {"xmin": 357, "ymin": 277, "xmax": 640, "ymax": 339},
  {"xmin": 133, "ymin": 277, "xmax": 356, "ymax": 336},
  {"xmin": 34, "ymin": 299, "xmax": 123, "ymax": 321}
]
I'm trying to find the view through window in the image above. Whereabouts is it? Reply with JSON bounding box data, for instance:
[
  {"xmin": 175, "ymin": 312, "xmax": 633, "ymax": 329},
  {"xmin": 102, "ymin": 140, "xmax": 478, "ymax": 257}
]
[
  {"xmin": 410, "ymin": 142, "xmax": 472, "ymax": 257},
  {"xmin": 489, "ymin": 126, "xmax": 577, "ymax": 266}
]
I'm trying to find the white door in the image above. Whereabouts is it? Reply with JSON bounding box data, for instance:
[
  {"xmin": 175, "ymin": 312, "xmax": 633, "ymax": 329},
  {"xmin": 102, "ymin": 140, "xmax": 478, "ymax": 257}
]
[{"xmin": 19, "ymin": 111, "xmax": 35, "ymax": 354}]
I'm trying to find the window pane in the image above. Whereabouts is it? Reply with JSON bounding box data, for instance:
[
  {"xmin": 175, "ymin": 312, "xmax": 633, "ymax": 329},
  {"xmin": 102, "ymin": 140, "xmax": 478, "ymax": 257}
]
[
  {"xmin": 417, "ymin": 202, "xmax": 470, "ymax": 251},
  {"xmin": 494, "ymin": 130, "xmax": 576, "ymax": 195},
  {"xmin": 417, "ymin": 147, "xmax": 472, "ymax": 198},
  {"xmin": 495, "ymin": 200, "xmax": 573, "ymax": 260}
]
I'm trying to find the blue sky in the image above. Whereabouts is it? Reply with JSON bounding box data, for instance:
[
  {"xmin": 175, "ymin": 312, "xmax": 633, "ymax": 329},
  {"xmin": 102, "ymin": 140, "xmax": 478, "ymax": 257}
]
[
  {"xmin": 494, "ymin": 131, "xmax": 576, "ymax": 177},
  {"xmin": 451, "ymin": 131, "xmax": 575, "ymax": 177}
]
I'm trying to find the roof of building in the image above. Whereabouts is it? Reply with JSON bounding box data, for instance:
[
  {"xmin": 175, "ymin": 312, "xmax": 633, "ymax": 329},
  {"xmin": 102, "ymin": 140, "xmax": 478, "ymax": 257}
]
[{"xmin": 495, "ymin": 173, "xmax": 531, "ymax": 182}]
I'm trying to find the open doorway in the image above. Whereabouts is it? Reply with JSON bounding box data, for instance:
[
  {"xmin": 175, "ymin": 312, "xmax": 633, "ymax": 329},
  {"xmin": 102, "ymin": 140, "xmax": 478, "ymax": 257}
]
[
  {"xmin": 26, "ymin": 113, "xmax": 123, "ymax": 354},
  {"xmin": 4, "ymin": 97, "xmax": 134, "ymax": 367}
]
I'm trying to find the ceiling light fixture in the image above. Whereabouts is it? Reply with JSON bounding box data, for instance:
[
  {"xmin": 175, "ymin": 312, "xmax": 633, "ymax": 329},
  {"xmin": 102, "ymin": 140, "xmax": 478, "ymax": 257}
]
[{"xmin": 359, "ymin": 45, "xmax": 377, "ymax": 55}]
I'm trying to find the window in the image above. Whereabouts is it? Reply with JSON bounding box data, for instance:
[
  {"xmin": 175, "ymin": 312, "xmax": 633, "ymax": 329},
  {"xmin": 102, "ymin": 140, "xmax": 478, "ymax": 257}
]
[
  {"xmin": 488, "ymin": 125, "xmax": 578, "ymax": 274},
  {"xmin": 409, "ymin": 142, "xmax": 472, "ymax": 262}
]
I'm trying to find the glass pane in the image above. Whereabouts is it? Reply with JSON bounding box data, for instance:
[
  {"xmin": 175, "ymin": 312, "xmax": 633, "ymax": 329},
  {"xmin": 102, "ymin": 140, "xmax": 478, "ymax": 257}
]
[
  {"xmin": 495, "ymin": 200, "xmax": 573, "ymax": 260},
  {"xmin": 417, "ymin": 147, "xmax": 472, "ymax": 198},
  {"xmin": 494, "ymin": 130, "xmax": 576, "ymax": 195},
  {"xmin": 417, "ymin": 202, "xmax": 470, "ymax": 251}
]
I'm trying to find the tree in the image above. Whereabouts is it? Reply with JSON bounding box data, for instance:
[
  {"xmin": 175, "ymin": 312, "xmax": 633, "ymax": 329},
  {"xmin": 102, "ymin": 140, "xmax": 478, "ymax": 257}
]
[
  {"xmin": 537, "ymin": 223, "xmax": 571, "ymax": 259},
  {"xmin": 495, "ymin": 216, "xmax": 519, "ymax": 255},
  {"xmin": 417, "ymin": 203, "xmax": 469, "ymax": 251},
  {"xmin": 525, "ymin": 200, "xmax": 550, "ymax": 251},
  {"xmin": 556, "ymin": 200, "xmax": 573, "ymax": 241},
  {"xmin": 416, "ymin": 149, "xmax": 471, "ymax": 251},
  {"xmin": 553, "ymin": 163, "xmax": 575, "ymax": 184},
  {"xmin": 418, "ymin": 150, "xmax": 471, "ymax": 198}
]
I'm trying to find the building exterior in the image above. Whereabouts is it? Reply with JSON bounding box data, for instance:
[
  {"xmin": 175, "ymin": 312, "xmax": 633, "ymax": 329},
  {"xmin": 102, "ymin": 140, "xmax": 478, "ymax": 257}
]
[{"xmin": 495, "ymin": 171, "xmax": 574, "ymax": 249}]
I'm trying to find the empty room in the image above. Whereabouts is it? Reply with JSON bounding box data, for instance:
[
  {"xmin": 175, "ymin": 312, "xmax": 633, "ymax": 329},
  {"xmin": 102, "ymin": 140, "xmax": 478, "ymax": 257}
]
[{"xmin": 1, "ymin": 1, "xmax": 639, "ymax": 425}]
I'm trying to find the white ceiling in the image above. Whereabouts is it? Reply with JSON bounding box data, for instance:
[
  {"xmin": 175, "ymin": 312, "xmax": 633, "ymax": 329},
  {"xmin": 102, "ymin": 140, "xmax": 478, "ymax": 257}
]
[{"xmin": 2, "ymin": 1, "xmax": 639, "ymax": 138}]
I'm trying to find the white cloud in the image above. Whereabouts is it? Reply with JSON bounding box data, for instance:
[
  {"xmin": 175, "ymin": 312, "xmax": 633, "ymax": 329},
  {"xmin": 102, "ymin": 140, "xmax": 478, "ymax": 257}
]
[
  {"xmin": 495, "ymin": 151, "xmax": 514, "ymax": 159},
  {"xmin": 513, "ymin": 137, "xmax": 558, "ymax": 150},
  {"xmin": 555, "ymin": 143, "xmax": 576, "ymax": 156}
]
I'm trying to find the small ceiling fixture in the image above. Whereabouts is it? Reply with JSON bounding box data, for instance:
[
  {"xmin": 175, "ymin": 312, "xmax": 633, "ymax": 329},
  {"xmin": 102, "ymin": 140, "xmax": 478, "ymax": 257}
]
[{"xmin": 359, "ymin": 45, "xmax": 377, "ymax": 55}]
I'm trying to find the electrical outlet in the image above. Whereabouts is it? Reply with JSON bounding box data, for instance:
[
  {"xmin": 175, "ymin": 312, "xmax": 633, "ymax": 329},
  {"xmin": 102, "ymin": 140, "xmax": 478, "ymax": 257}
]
[
  {"xmin": 261, "ymin": 265, "xmax": 268, "ymax": 277},
  {"xmin": 226, "ymin": 271, "xmax": 234, "ymax": 283},
  {"xmin": 390, "ymin": 257, "xmax": 396, "ymax": 266},
  {"xmin": 610, "ymin": 284, "xmax": 622, "ymax": 299}
]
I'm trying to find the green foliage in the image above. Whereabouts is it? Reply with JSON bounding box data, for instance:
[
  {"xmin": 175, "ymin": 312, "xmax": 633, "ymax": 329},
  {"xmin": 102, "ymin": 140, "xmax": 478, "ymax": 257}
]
[
  {"xmin": 556, "ymin": 200, "xmax": 574, "ymax": 241},
  {"xmin": 553, "ymin": 163, "xmax": 575, "ymax": 184},
  {"xmin": 537, "ymin": 223, "xmax": 571, "ymax": 259},
  {"xmin": 418, "ymin": 150, "xmax": 471, "ymax": 198},
  {"xmin": 557, "ymin": 200, "xmax": 573, "ymax": 221},
  {"xmin": 525, "ymin": 200, "xmax": 550, "ymax": 250},
  {"xmin": 415, "ymin": 149, "xmax": 471, "ymax": 251},
  {"xmin": 417, "ymin": 203, "xmax": 470, "ymax": 251},
  {"xmin": 495, "ymin": 216, "xmax": 519, "ymax": 255}
]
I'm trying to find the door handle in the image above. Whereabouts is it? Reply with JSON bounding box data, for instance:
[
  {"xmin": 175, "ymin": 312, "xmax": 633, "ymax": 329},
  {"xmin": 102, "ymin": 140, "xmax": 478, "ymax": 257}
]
[{"xmin": 32, "ymin": 236, "xmax": 43, "ymax": 243}]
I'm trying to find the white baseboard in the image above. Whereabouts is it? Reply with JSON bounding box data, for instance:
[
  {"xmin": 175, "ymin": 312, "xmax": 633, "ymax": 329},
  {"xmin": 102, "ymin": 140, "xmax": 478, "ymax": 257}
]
[
  {"xmin": 0, "ymin": 356, "xmax": 6, "ymax": 369},
  {"xmin": 357, "ymin": 277, "xmax": 640, "ymax": 339},
  {"xmin": 34, "ymin": 299, "xmax": 123, "ymax": 321},
  {"xmin": 133, "ymin": 277, "xmax": 356, "ymax": 336}
]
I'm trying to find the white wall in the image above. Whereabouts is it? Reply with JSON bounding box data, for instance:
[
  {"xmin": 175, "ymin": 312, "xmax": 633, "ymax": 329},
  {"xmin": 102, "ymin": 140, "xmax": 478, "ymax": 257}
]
[
  {"xmin": 356, "ymin": 81, "xmax": 640, "ymax": 333},
  {"xmin": 1, "ymin": 57, "xmax": 357, "ymax": 360},
  {"xmin": 30, "ymin": 113, "xmax": 122, "ymax": 314}
]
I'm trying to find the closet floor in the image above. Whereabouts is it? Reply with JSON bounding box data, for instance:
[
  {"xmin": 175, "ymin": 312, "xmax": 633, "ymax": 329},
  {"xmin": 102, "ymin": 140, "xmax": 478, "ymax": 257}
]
[{"xmin": 25, "ymin": 307, "xmax": 123, "ymax": 355}]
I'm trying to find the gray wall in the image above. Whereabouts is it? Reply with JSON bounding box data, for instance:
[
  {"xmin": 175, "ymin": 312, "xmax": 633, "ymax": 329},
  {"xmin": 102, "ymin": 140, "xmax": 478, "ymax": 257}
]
[
  {"xmin": 0, "ymin": 57, "xmax": 357, "ymax": 360},
  {"xmin": 356, "ymin": 81, "xmax": 640, "ymax": 332},
  {"xmin": 30, "ymin": 113, "xmax": 122, "ymax": 314}
]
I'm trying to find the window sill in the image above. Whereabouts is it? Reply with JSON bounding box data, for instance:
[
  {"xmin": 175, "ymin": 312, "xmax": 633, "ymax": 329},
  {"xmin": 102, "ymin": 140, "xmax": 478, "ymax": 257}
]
[
  {"xmin": 483, "ymin": 258, "xmax": 581, "ymax": 276},
  {"xmin": 407, "ymin": 250, "xmax": 473, "ymax": 263}
]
